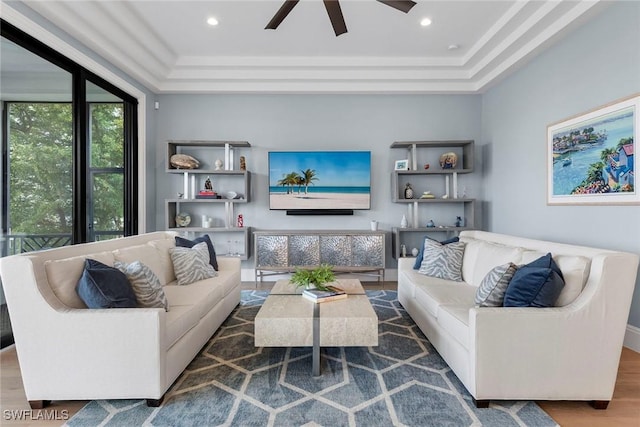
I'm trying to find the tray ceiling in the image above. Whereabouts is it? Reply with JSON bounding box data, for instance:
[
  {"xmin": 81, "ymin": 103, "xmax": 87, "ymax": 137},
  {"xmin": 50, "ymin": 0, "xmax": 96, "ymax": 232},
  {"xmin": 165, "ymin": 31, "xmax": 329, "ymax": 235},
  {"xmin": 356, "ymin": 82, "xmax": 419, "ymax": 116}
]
[{"xmin": 7, "ymin": 0, "xmax": 606, "ymax": 93}]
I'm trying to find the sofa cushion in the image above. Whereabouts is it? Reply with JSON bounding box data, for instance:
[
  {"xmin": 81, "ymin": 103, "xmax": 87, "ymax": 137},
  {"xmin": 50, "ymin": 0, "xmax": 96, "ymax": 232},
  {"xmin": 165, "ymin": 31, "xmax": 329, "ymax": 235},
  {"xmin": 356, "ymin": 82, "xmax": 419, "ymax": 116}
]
[
  {"xmin": 175, "ymin": 234, "xmax": 218, "ymax": 271},
  {"xmin": 170, "ymin": 242, "xmax": 218, "ymax": 286},
  {"xmin": 474, "ymin": 263, "xmax": 518, "ymax": 307},
  {"xmin": 504, "ymin": 253, "xmax": 565, "ymax": 307},
  {"xmin": 460, "ymin": 238, "xmax": 523, "ymax": 287},
  {"xmin": 113, "ymin": 244, "xmax": 166, "ymax": 287},
  {"xmin": 45, "ymin": 251, "xmax": 115, "ymax": 308},
  {"xmin": 413, "ymin": 236, "xmax": 460, "ymax": 270},
  {"xmin": 165, "ymin": 305, "xmax": 202, "ymax": 349},
  {"xmin": 76, "ymin": 259, "xmax": 137, "ymax": 309},
  {"xmin": 164, "ymin": 278, "xmax": 225, "ymax": 319},
  {"xmin": 414, "ymin": 281, "xmax": 477, "ymax": 318},
  {"xmin": 114, "ymin": 261, "xmax": 168, "ymax": 311},
  {"xmin": 553, "ymin": 255, "xmax": 591, "ymax": 306},
  {"xmin": 147, "ymin": 238, "xmax": 177, "ymax": 285},
  {"xmin": 418, "ymin": 239, "xmax": 466, "ymax": 281},
  {"xmin": 437, "ymin": 304, "xmax": 471, "ymax": 350}
]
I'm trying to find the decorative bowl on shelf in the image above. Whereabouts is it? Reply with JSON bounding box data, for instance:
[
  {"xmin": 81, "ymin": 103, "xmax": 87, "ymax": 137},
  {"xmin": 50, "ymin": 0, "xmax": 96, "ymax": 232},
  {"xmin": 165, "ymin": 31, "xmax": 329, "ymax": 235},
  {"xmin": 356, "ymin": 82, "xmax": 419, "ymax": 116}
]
[
  {"xmin": 175, "ymin": 212, "xmax": 191, "ymax": 227},
  {"xmin": 225, "ymin": 191, "xmax": 238, "ymax": 199},
  {"xmin": 439, "ymin": 152, "xmax": 458, "ymax": 169}
]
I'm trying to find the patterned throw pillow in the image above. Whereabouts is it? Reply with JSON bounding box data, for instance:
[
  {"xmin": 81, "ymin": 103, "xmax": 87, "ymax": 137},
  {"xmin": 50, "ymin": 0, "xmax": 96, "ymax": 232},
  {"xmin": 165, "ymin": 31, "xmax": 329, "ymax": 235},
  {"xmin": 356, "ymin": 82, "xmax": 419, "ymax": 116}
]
[
  {"xmin": 115, "ymin": 260, "xmax": 169, "ymax": 311},
  {"xmin": 418, "ymin": 238, "xmax": 466, "ymax": 281},
  {"xmin": 475, "ymin": 263, "xmax": 518, "ymax": 307},
  {"xmin": 169, "ymin": 242, "xmax": 218, "ymax": 286},
  {"xmin": 175, "ymin": 234, "xmax": 218, "ymax": 271}
]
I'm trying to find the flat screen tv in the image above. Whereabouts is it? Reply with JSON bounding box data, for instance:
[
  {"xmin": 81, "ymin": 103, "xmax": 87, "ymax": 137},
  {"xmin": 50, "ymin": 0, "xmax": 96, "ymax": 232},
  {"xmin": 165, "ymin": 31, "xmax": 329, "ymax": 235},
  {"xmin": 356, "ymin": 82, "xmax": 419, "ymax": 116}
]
[{"xmin": 269, "ymin": 151, "xmax": 371, "ymax": 211}]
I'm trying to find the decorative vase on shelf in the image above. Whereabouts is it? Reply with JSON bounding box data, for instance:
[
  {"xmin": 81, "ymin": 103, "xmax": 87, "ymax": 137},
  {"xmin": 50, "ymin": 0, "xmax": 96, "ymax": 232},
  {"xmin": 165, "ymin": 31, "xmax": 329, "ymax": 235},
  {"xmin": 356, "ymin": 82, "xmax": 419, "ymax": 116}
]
[
  {"xmin": 400, "ymin": 215, "xmax": 408, "ymax": 228},
  {"xmin": 411, "ymin": 247, "xmax": 419, "ymax": 257},
  {"xmin": 404, "ymin": 183, "xmax": 414, "ymax": 199}
]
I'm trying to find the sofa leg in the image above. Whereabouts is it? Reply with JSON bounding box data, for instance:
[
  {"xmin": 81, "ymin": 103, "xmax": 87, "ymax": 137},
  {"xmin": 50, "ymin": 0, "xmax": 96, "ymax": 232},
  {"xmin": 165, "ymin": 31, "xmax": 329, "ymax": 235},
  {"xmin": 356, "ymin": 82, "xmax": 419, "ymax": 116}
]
[
  {"xmin": 28, "ymin": 400, "xmax": 50, "ymax": 409},
  {"xmin": 473, "ymin": 398, "xmax": 490, "ymax": 408},
  {"xmin": 590, "ymin": 400, "xmax": 609, "ymax": 410},
  {"xmin": 146, "ymin": 396, "xmax": 164, "ymax": 407}
]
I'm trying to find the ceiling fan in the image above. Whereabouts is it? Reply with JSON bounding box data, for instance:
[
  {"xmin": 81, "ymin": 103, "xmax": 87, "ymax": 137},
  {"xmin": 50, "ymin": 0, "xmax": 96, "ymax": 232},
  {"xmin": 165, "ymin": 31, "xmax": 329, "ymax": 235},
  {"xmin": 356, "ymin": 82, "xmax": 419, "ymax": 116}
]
[{"xmin": 265, "ymin": 0, "xmax": 417, "ymax": 36}]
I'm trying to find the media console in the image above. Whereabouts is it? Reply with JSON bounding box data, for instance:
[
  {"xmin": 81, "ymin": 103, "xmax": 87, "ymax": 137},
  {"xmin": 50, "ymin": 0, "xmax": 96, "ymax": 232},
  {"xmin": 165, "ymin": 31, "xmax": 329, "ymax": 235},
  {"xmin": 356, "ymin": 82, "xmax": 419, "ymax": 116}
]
[{"xmin": 253, "ymin": 230, "xmax": 385, "ymax": 286}]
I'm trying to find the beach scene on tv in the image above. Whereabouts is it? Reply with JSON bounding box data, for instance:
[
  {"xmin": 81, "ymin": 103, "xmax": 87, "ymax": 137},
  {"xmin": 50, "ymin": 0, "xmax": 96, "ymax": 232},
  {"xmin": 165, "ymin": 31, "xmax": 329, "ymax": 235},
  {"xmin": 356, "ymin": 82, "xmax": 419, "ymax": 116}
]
[{"xmin": 269, "ymin": 151, "xmax": 371, "ymax": 210}]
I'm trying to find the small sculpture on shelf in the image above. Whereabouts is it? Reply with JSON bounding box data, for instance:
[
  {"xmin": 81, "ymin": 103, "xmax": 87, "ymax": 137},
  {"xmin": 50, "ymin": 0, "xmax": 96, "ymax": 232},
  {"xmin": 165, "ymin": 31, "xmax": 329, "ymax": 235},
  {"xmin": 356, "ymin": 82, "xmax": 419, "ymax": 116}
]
[
  {"xmin": 411, "ymin": 247, "xmax": 419, "ymax": 257},
  {"xmin": 426, "ymin": 219, "xmax": 435, "ymax": 228},
  {"xmin": 196, "ymin": 177, "xmax": 217, "ymax": 199},
  {"xmin": 404, "ymin": 183, "xmax": 414, "ymax": 199},
  {"xmin": 240, "ymin": 156, "xmax": 246, "ymax": 171},
  {"xmin": 455, "ymin": 216, "xmax": 463, "ymax": 227},
  {"xmin": 237, "ymin": 214, "xmax": 244, "ymax": 228},
  {"xmin": 400, "ymin": 214, "xmax": 408, "ymax": 228},
  {"xmin": 214, "ymin": 159, "xmax": 223, "ymax": 170}
]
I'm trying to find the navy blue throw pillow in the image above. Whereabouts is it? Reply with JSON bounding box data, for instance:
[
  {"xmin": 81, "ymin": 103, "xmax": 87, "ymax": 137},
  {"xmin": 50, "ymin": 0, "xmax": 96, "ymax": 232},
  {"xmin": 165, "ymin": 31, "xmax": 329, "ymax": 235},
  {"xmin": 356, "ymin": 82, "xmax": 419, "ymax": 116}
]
[
  {"xmin": 503, "ymin": 253, "xmax": 565, "ymax": 307},
  {"xmin": 76, "ymin": 259, "xmax": 138, "ymax": 309},
  {"xmin": 175, "ymin": 234, "xmax": 218, "ymax": 271},
  {"xmin": 413, "ymin": 236, "xmax": 460, "ymax": 270}
]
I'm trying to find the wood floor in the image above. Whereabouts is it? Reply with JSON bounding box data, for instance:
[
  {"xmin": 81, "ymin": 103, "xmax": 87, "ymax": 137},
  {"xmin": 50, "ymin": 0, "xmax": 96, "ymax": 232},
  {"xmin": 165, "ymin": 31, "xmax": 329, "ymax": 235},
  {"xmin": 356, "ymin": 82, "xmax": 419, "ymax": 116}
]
[{"xmin": 1, "ymin": 281, "xmax": 639, "ymax": 426}]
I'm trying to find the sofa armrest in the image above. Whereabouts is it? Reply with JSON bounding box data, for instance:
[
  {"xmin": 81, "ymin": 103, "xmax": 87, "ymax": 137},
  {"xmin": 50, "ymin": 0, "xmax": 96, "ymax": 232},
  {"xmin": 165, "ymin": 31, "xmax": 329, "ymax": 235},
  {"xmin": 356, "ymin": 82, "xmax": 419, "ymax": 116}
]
[
  {"xmin": 398, "ymin": 257, "xmax": 417, "ymax": 271},
  {"xmin": 1, "ymin": 255, "xmax": 168, "ymax": 400},
  {"xmin": 19, "ymin": 306, "xmax": 167, "ymax": 400}
]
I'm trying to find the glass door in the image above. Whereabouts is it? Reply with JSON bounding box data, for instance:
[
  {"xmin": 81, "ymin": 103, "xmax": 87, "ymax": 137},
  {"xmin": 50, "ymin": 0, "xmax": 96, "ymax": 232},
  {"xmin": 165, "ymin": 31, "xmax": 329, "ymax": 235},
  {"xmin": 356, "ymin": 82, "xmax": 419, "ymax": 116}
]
[{"xmin": 87, "ymin": 82, "xmax": 125, "ymax": 241}]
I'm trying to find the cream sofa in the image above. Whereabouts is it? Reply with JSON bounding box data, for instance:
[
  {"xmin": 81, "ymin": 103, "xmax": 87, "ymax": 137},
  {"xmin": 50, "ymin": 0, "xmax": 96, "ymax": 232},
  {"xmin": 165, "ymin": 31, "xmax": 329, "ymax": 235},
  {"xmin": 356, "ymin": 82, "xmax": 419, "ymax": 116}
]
[
  {"xmin": 0, "ymin": 231, "xmax": 240, "ymax": 408},
  {"xmin": 398, "ymin": 230, "xmax": 639, "ymax": 409}
]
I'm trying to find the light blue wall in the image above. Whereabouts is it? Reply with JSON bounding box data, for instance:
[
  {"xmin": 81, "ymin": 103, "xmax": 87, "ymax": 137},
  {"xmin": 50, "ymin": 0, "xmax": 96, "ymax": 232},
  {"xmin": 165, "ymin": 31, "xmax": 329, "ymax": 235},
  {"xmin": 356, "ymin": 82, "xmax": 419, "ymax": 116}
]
[
  {"xmin": 482, "ymin": 2, "xmax": 640, "ymax": 326},
  {"xmin": 154, "ymin": 94, "xmax": 483, "ymax": 267}
]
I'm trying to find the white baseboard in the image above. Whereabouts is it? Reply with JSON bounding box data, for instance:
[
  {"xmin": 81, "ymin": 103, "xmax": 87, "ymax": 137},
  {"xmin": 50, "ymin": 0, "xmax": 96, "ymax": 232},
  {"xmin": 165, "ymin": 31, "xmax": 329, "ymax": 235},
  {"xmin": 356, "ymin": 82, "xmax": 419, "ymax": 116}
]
[{"xmin": 624, "ymin": 324, "xmax": 640, "ymax": 352}]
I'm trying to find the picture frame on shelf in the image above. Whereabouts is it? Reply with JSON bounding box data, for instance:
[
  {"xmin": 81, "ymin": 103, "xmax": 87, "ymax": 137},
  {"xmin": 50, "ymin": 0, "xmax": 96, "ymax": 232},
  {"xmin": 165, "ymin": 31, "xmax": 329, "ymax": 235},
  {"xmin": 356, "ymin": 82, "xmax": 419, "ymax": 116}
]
[
  {"xmin": 547, "ymin": 94, "xmax": 639, "ymax": 205},
  {"xmin": 394, "ymin": 159, "xmax": 409, "ymax": 171}
]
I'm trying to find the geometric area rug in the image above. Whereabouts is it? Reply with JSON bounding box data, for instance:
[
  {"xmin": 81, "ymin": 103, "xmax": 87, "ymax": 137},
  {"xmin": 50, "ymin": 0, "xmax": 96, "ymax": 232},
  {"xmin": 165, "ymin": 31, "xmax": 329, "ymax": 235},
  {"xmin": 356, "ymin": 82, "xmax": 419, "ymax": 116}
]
[{"xmin": 66, "ymin": 290, "xmax": 558, "ymax": 427}]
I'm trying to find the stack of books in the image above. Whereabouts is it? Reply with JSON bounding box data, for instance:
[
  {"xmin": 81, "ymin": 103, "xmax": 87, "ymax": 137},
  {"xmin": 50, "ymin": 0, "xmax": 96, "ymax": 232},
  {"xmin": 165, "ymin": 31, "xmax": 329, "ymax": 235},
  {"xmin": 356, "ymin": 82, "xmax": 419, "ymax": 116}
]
[
  {"xmin": 302, "ymin": 286, "xmax": 347, "ymax": 303},
  {"xmin": 195, "ymin": 190, "xmax": 219, "ymax": 199}
]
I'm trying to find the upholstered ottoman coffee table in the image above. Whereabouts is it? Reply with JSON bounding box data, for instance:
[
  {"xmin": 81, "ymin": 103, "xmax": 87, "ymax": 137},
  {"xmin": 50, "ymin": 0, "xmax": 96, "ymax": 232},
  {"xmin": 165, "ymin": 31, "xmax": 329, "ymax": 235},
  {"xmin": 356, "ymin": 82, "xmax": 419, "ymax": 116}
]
[{"xmin": 255, "ymin": 279, "xmax": 378, "ymax": 375}]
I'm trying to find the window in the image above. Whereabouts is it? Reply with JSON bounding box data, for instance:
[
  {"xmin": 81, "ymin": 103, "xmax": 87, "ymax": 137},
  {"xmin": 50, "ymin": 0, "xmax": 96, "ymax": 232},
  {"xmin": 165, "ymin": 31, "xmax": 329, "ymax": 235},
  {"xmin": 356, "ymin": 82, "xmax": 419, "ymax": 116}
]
[{"xmin": 0, "ymin": 21, "xmax": 138, "ymax": 348}]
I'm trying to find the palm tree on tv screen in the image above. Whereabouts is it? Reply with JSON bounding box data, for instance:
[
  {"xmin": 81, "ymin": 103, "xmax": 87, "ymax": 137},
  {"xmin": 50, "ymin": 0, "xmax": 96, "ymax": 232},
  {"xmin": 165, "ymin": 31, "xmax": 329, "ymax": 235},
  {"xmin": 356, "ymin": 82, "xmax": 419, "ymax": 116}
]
[{"xmin": 301, "ymin": 169, "xmax": 318, "ymax": 194}]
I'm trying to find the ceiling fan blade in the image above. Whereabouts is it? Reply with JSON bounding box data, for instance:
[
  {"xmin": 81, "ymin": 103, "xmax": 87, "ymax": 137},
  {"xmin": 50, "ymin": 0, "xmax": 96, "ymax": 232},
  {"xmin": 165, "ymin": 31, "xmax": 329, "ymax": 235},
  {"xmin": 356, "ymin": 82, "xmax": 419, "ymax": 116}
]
[
  {"xmin": 265, "ymin": 0, "xmax": 300, "ymax": 30},
  {"xmin": 323, "ymin": 0, "xmax": 347, "ymax": 36},
  {"xmin": 377, "ymin": 0, "xmax": 417, "ymax": 13}
]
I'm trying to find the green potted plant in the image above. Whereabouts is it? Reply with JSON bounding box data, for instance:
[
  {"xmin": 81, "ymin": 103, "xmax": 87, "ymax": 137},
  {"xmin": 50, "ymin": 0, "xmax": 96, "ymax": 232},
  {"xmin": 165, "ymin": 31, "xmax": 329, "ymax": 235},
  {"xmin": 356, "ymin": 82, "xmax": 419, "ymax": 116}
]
[{"xmin": 291, "ymin": 264, "xmax": 336, "ymax": 291}]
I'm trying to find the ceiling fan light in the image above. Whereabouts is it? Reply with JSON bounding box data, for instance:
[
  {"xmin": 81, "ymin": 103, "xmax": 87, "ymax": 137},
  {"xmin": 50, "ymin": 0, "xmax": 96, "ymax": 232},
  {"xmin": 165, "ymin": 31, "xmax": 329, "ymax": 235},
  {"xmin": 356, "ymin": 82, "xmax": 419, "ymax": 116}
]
[
  {"xmin": 420, "ymin": 18, "xmax": 432, "ymax": 27},
  {"xmin": 207, "ymin": 17, "xmax": 219, "ymax": 26}
]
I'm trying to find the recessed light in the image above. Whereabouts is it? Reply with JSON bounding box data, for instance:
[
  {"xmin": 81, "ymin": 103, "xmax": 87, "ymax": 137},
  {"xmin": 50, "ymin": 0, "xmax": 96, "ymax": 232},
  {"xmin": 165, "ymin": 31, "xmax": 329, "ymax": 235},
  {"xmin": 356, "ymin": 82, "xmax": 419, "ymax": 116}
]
[
  {"xmin": 448, "ymin": 44, "xmax": 459, "ymax": 51},
  {"xmin": 420, "ymin": 18, "xmax": 432, "ymax": 27},
  {"xmin": 207, "ymin": 17, "xmax": 219, "ymax": 26}
]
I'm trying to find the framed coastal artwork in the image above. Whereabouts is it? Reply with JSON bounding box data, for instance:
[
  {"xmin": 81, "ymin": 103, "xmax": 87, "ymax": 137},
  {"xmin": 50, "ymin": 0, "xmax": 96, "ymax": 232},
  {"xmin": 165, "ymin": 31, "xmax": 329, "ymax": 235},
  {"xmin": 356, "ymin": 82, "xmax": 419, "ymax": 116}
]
[{"xmin": 547, "ymin": 94, "xmax": 639, "ymax": 205}]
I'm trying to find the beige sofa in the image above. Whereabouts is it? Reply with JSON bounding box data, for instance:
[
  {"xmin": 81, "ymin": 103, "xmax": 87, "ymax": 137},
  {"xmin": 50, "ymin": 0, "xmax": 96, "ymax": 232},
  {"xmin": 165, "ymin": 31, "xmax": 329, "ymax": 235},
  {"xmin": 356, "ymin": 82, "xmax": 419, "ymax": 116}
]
[
  {"xmin": 0, "ymin": 231, "xmax": 240, "ymax": 408},
  {"xmin": 398, "ymin": 230, "xmax": 639, "ymax": 409}
]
